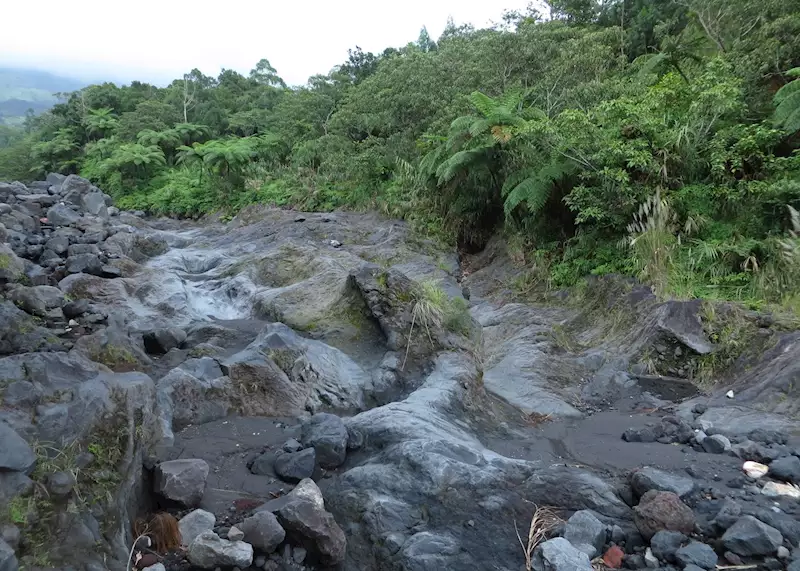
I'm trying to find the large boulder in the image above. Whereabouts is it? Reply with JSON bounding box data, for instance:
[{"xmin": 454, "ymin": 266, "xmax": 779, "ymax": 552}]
[
  {"xmin": 675, "ymin": 541, "xmax": 718, "ymax": 570},
  {"xmin": 82, "ymin": 192, "xmax": 108, "ymax": 219},
  {"xmin": 222, "ymin": 323, "xmax": 367, "ymax": 416},
  {"xmin": 532, "ymin": 537, "xmax": 594, "ymax": 571},
  {"xmin": 238, "ymin": 511, "xmax": 286, "ymax": 554},
  {"xmin": 66, "ymin": 253, "xmax": 103, "ymax": 275},
  {"xmin": 274, "ymin": 448, "xmax": 316, "ymax": 483},
  {"xmin": 143, "ymin": 328, "xmax": 187, "ymax": 355},
  {"xmin": 768, "ymin": 455, "xmax": 800, "ymax": 484},
  {"xmin": 47, "ymin": 204, "xmax": 81, "ymax": 226},
  {"xmin": 0, "ymin": 422, "xmax": 36, "ymax": 473},
  {"xmin": 178, "ymin": 509, "xmax": 215, "ymax": 547},
  {"xmin": 563, "ymin": 510, "xmax": 607, "ymax": 559},
  {"xmin": 261, "ymin": 478, "xmax": 346, "ymax": 565},
  {"xmin": 59, "ymin": 175, "xmax": 94, "ymax": 205},
  {"xmin": 0, "ymin": 301, "xmax": 67, "ymax": 355},
  {"xmin": 154, "ymin": 459, "xmax": 209, "ymax": 507},
  {"xmin": 721, "ymin": 515, "xmax": 783, "ymax": 556},
  {"xmin": 300, "ymin": 413, "xmax": 348, "ymax": 469},
  {"xmin": 634, "ymin": 490, "xmax": 695, "ymax": 540},
  {"xmin": 631, "ymin": 467, "xmax": 695, "ymax": 498},
  {"xmin": 187, "ymin": 531, "xmax": 253, "ymax": 569}
]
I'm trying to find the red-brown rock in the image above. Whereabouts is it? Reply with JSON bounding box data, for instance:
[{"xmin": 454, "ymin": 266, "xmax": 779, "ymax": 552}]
[
  {"xmin": 634, "ymin": 490, "xmax": 695, "ymax": 539},
  {"xmin": 603, "ymin": 545, "xmax": 624, "ymax": 569}
]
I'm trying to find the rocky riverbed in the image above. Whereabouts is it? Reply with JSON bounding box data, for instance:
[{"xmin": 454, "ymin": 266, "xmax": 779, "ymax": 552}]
[{"xmin": 1, "ymin": 174, "xmax": 800, "ymax": 571}]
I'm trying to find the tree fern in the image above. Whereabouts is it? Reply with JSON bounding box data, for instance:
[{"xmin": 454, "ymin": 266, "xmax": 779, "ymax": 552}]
[
  {"xmin": 774, "ymin": 68, "xmax": 800, "ymax": 133},
  {"xmin": 436, "ymin": 149, "xmax": 486, "ymax": 184},
  {"xmin": 503, "ymin": 160, "xmax": 574, "ymax": 216}
]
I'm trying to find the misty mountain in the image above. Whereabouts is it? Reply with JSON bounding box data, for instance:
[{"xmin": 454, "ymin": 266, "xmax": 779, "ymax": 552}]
[{"xmin": 0, "ymin": 67, "xmax": 86, "ymax": 125}]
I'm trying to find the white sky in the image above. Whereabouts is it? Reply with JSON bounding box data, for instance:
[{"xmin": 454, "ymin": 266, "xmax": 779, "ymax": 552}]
[{"xmin": 1, "ymin": 0, "xmax": 534, "ymax": 87}]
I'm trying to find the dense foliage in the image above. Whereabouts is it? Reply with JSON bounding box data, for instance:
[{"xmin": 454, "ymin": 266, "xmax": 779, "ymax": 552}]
[{"xmin": 2, "ymin": 0, "xmax": 800, "ymax": 308}]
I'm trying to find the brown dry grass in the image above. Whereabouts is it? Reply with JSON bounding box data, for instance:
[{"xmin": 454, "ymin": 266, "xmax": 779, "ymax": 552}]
[{"xmin": 515, "ymin": 505, "xmax": 562, "ymax": 570}]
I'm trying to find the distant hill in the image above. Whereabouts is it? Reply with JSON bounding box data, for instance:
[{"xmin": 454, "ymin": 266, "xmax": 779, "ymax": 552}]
[{"xmin": 0, "ymin": 67, "xmax": 86, "ymax": 125}]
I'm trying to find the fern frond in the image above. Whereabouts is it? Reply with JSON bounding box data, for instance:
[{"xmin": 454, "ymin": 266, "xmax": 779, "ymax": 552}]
[
  {"xmin": 449, "ymin": 115, "xmax": 476, "ymax": 134},
  {"xmin": 436, "ymin": 149, "xmax": 485, "ymax": 184},
  {"xmin": 504, "ymin": 176, "xmax": 552, "ymax": 215},
  {"xmin": 638, "ymin": 52, "xmax": 668, "ymax": 77},
  {"xmin": 469, "ymin": 91, "xmax": 497, "ymax": 117}
]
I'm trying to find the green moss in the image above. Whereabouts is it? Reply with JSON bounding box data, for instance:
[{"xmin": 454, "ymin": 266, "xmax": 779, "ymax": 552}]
[
  {"xmin": 376, "ymin": 271, "xmax": 389, "ymax": 289},
  {"xmin": 90, "ymin": 344, "xmax": 137, "ymax": 371},
  {"xmin": 0, "ymin": 253, "xmax": 12, "ymax": 269},
  {"xmin": 265, "ymin": 348, "xmax": 301, "ymax": 375}
]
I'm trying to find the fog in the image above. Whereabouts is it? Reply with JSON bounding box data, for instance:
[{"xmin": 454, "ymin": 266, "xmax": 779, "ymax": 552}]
[{"xmin": 1, "ymin": 0, "xmax": 534, "ymax": 85}]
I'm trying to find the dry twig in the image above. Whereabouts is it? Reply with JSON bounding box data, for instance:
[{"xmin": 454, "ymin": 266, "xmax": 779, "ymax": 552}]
[{"xmin": 515, "ymin": 505, "xmax": 562, "ymax": 571}]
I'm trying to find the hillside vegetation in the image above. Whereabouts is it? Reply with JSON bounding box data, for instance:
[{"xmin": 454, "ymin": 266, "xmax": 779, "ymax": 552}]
[
  {"xmin": 0, "ymin": 67, "xmax": 85, "ymax": 125},
  {"xmin": 1, "ymin": 0, "xmax": 799, "ymax": 310}
]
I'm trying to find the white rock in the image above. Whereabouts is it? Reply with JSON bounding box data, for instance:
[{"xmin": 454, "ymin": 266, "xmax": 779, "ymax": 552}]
[
  {"xmin": 743, "ymin": 461, "xmax": 768, "ymax": 479},
  {"xmin": 726, "ymin": 390, "xmax": 735, "ymax": 399},
  {"xmin": 228, "ymin": 526, "xmax": 244, "ymax": 541},
  {"xmin": 179, "ymin": 509, "xmax": 216, "ymax": 547},
  {"xmin": 761, "ymin": 481, "xmax": 800, "ymax": 500},
  {"xmin": 188, "ymin": 531, "xmax": 253, "ymax": 569},
  {"xmin": 644, "ymin": 547, "xmax": 659, "ymax": 568}
]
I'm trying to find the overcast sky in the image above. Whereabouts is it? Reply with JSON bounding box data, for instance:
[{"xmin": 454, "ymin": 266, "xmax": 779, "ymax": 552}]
[{"xmin": 2, "ymin": 0, "xmax": 534, "ymax": 87}]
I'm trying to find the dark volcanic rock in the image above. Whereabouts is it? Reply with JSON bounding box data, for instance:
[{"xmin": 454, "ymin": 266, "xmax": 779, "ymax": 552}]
[
  {"xmin": 154, "ymin": 459, "xmax": 209, "ymax": 507},
  {"xmin": 769, "ymin": 455, "xmax": 800, "ymax": 483},
  {"xmin": 650, "ymin": 530, "xmax": 687, "ymax": 563},
  {"xmin": 0, "ymin": 422, "xmax": 36, "ymax": 473},
  {"xmin": 301, "ymin": 413, "xmax": 348, "ymax": 469},
  {"xmin": 274, "ymin": 448, "xmax": 316, "ymax": 483},
  {"xmin": 722, "ymin": 515, "xmax": 783, "ymax": 556},
  {"xmin": 631, "ymin": 467, "xmax": 695, "ymax": 498},
  {"xmin": 675, "ymin": 541, "xmax": 718, "ymax": 570},
  {"xmin": 238, "ymin": 511, "xmax": 286, "ymax": 554},
  {"xmin": 143, "ymin": 328, "xmax": 187, "ymax": 354}
]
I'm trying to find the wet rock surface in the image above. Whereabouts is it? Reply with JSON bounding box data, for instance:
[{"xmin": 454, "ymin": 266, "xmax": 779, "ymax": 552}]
[{"xmin": 1, "ymin": 178, "xmax": 799, "ymax": 571}]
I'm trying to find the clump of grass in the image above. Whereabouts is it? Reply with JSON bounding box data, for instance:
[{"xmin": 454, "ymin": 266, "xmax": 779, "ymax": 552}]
[
  {"xmin": 515, "ymin": 505, "xmax": 562, "ymax": 571},
  {"xmin": 402, "ymin": 279, "xmax": 472, "ymax": 369}
]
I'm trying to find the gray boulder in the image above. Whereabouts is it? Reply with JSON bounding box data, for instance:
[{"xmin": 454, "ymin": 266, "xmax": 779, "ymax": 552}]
[
  {"xmin": 532, "ymin": 537, "xmax": 593, "ymax": 571},
  {"xmin": 66, "ymin": 253, "xmax": 103, "ymax": 275},
  {"xmin": 63, "ymin": 299, "xmax": 90, "ymax": 318},
  {"xmin": 631, "ymin": 467, "xmax": 695, "ymax": 498},
  {"xmin": 6, "ymin": 286, "xmax": 48, "ymax": 317},
  {"xmin": 47, "ymin": 204, "xmax": 80, "ymax": 226},
  {"xmin": 238, "ymin": 511, "xmax": 286, "ymax": 553},
  {"xmin": 59, "ymin": 175, "xmax": 94, "ymax": 205},
  {"xmin": 675, "ymin": 541, "xmax": 717, "ymax": 570},
  {"xmin": 702, "ymin": 434, "xmax": 731, "ymax": 454},
  {"xmin": 45, "ymin": 173, "xmax": 66, "ymax": 187},
  {"xmin": 154, "ymin": 459, "xmax": 209, "ymax": 507},
  {"xmin": 82, "ymin": 192, "xmax": 108, "ymax": 218},
  {"xmin": 0, "ymin": 422, "xmax": 36, "ymax": 473},
  {"xmin": 178, "ymin": 509, "xmax": 215, "ymax": 547},
  {"xmin": 0, "ymin": 537, "xmax": 18, "ymax": 571},
  {"xmin": 143, "ymin": 328, "xmax": 187, "ymax": 354},
  {"xmin": 563, "ymin": 510, "xmax": 607, "ymax": 558},
  {"xmin": 274, "ymin": 448, "xmax": 316, "ymax": 483},
  {"xmin": 650, "ymin": 530, "xmax": 686, "ymax": 563},
  {"xmin": 187, "ymin": 531, "xmax": 253, "ymax": 569},
  {"xmin": 769, "ymin": 455, "xmax": 800, "ymax": 484},
  {"xmin": 301, "ymin": 413, "xmax": 348, "ymax": 469},
  {"xmin": 722, "ymin": 515, "xmax": 783, "ymax": 556},
  {"xmin": 263, "ymin": 478, "xmax": 346, "ymax": 565}
]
